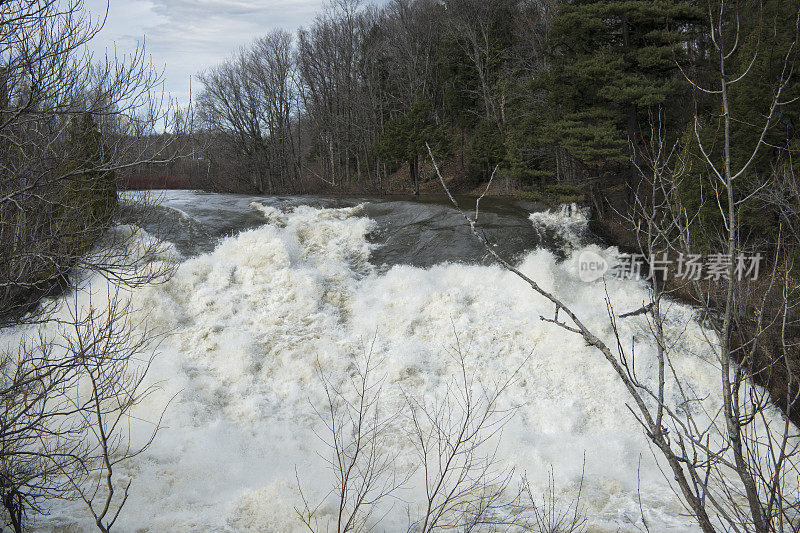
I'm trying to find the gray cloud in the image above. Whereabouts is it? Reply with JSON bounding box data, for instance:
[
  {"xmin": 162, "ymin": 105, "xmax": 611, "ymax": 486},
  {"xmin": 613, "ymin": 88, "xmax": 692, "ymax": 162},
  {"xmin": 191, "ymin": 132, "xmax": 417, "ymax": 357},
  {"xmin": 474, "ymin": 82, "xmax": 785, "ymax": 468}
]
[{"xmin": 85, "ymin": 0, "xmax": 327, "ymax": 104}]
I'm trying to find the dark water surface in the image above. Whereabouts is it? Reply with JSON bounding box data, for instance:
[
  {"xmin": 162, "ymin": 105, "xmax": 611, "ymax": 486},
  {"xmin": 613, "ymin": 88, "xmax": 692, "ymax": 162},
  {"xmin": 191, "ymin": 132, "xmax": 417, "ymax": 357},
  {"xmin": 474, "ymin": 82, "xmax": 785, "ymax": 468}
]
[{"xmin": 120, "ymin": 190, "xmax": 577, "ymax": 267}]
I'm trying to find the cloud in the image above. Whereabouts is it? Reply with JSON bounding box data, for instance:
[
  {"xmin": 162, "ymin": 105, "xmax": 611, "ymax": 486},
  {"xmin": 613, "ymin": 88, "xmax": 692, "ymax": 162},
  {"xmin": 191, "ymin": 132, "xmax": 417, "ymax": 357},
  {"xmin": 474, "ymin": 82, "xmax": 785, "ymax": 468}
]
[{"xmin": 84, "ymin": 0, "xmax": 327, "ymax": 104}]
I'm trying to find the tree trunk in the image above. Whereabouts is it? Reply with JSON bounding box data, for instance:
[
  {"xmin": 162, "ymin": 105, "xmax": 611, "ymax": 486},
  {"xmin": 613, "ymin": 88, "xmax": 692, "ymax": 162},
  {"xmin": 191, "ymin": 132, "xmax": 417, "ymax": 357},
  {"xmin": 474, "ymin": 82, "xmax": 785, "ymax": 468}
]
[{"xmin": 409, "ymin": 157, "xmax": 419, "ymax": 196}]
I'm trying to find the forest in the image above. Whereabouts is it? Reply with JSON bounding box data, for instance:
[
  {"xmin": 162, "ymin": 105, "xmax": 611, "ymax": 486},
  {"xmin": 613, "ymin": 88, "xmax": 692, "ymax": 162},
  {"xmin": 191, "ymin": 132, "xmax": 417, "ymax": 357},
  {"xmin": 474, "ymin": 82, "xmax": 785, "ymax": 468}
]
[
  {"xmin": 4, "ymin": 0, "xmax": 800, "ymax": 530},
  {"xmin": 141, "ymin": 0, "xmax": 800, "ymax": 212}
]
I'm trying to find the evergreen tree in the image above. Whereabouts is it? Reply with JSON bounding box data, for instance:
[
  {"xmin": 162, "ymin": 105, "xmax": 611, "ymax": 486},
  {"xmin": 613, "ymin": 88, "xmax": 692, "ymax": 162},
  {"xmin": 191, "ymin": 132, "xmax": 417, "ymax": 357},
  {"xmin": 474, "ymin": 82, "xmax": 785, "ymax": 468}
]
[
  {"xmin": 676, "ymin": 0, "xmax": 800, "ymax": 247},
  {"xmin": 376, "ymin": 100, "xmax": 450, "ymax": 194},
  {"xmin": 439, "ymin": 33, "xmax": 481, "ymax": 131},
  {"xmin": 546, "ymin": 0, "xmax": 705, "ymax": 176},
  {"xmin": 466, "ymin": 118, "xmax": 505, "ymax": 183},
  {"xmin": 57, "ymin": 112, "xmax": 117, "ymax": 256}
]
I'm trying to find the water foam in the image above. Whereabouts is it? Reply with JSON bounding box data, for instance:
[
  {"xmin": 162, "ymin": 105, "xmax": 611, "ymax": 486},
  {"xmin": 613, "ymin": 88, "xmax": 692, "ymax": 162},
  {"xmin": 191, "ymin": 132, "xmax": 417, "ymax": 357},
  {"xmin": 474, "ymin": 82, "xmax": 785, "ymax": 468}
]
[
  {"xmin": 20, "ymin": 202, "xmax": 789, "ymax": 531},
  {"xmin": 529, "ymin": 202, "xmax": 589, "ymax": 250}
]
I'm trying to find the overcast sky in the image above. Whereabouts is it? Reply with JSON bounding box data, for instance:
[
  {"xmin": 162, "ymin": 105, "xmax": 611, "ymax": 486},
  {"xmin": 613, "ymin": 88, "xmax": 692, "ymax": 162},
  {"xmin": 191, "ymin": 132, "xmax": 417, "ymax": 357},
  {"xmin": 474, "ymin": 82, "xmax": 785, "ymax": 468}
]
[{"xmin": 83, "ymin": 0, "xmax": 329, "ymax": 105}]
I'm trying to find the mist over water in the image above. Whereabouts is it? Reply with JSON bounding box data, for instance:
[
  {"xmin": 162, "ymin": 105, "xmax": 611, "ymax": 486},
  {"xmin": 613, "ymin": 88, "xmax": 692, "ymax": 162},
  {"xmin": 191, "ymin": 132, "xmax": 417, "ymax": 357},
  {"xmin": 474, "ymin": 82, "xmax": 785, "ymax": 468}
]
[{"xmin": 20, "ymin": 190, "xmax": 782, "ymax": 531}]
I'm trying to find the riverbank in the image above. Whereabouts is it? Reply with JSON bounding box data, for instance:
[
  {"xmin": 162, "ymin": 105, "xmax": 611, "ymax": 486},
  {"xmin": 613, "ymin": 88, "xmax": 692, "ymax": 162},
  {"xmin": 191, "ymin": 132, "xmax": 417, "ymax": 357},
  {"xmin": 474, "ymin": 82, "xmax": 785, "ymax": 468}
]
[
  {"xmin": 119, "ymin": 149, "xmax": 582, "ymax": 207},
  {"xmin": 587, "ymin": 187, "xmax": 800, "ymax": 429}
]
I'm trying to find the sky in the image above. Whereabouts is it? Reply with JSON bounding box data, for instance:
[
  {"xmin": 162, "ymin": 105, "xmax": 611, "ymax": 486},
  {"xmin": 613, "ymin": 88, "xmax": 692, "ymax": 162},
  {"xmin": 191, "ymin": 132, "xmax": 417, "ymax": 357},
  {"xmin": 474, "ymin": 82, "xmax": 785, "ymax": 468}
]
[{"xmin": 83, "ymin": 0, "xmax": 329, "ymax": 105}]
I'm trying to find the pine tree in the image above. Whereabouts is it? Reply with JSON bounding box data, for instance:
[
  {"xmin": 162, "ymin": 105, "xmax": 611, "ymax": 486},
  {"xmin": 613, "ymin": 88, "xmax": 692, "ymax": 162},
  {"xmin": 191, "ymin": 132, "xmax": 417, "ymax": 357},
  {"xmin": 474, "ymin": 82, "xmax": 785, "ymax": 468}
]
[
  {"xmin": 376, "ymin": 100, "xmax": 450, "ymax": 194},
  {"xmin": 546, "ymin": 0, "xmax": 705, "ymax": 176},
  {"xmin": 680, "ymin": 0, "xmax": 800, "ymax": 246},
  {"xmin": 57, "ymin": 112, "xmax": 117, "ymax": 256},
  {"xmin": 466, "ymin": 118, "xmax": 505, "ymax": 183},
  {"xmin": 725, "ymin": 0, "xmax": 800, "ymax": 185}
]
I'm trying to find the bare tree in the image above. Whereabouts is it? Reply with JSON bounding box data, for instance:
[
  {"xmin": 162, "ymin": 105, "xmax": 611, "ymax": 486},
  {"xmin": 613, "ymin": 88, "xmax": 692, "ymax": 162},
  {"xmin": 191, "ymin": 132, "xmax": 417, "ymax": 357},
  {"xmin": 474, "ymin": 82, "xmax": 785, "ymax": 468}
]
[
  {"xmin": 0, "ymin": 327, "xmax": 87, "ymax": 531},
  {"xmin": 403, "ymin": 337, "xmax": 520, "ymax": 532},
  {"xmin": 514, "ymin": 466, "xmax": 586, "ymax": 533},
  {"xmin": 298, "ymin": 333, "xmax": 548, "ymax": 532},
  {"xmin": 251, "ymin": 30, "xmax": 299, "ymax": 190},
  {"xmin": 1, "ymin": 1, "xmax": 185, "ymax": 530},
  {"xmin": 296, "ymin": 0, "xmax": 367, "ymax": 187},
  {"xmin": 57, "ymin": 289, "xmax": 168, "ymax": 533},
  {"xmin": 197, "ymin": 30, "xmax": 298, "ymax": 194},
  {"xmin": 445, "ymin": 0, "xmax": 510, "ymax": 128},
  {"xmin": 426, "ymin": 1, "xmax": 800, "ymax": 529},
  {"xmin": 0, "ymin": 282, "xmax": 172, "ymax": 532},
  {"xmin": 296, "ymin": 341, "xmax": 407, "ymax": 532},
  {"xmin": 0, "ymin": 0, "xmax": 189, "ymax": 324}
]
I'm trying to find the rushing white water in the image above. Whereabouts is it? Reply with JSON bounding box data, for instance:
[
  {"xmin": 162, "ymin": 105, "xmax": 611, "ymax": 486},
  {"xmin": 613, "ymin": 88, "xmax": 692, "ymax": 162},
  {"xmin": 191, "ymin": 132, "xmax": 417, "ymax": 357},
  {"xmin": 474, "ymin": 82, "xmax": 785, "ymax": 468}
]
[
  {"xmin": 11, "ymin": 198, "xmax": 786, "ymax": 531},
  {"xmin": 529, "ymin": 202, "xmax": 589, "ymax": 251}
]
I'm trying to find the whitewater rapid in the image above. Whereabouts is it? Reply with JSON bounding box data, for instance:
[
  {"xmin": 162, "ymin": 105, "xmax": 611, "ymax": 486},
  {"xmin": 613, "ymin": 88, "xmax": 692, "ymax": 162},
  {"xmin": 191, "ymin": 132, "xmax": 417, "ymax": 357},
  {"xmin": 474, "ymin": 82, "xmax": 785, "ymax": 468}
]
[{"xmin": 18, "ymin": 198, "xmax": 766, "ymax": 531}]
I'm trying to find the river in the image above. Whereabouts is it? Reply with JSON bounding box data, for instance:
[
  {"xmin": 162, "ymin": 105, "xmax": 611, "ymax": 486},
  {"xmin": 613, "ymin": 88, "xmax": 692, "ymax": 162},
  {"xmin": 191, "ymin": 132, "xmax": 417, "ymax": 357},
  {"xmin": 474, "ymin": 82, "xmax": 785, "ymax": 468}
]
[{"xmin": 22, "ymin": 190, "xmax": 746, "ymax": 531}]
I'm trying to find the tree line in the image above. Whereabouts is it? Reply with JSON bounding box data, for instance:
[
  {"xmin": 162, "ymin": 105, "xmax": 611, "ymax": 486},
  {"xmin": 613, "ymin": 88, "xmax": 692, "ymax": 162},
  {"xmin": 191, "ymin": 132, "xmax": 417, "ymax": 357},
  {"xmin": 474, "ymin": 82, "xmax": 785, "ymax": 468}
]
[{"xmin": 190, "ymin": 0, "xmax": 798, "ymax": 207}]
